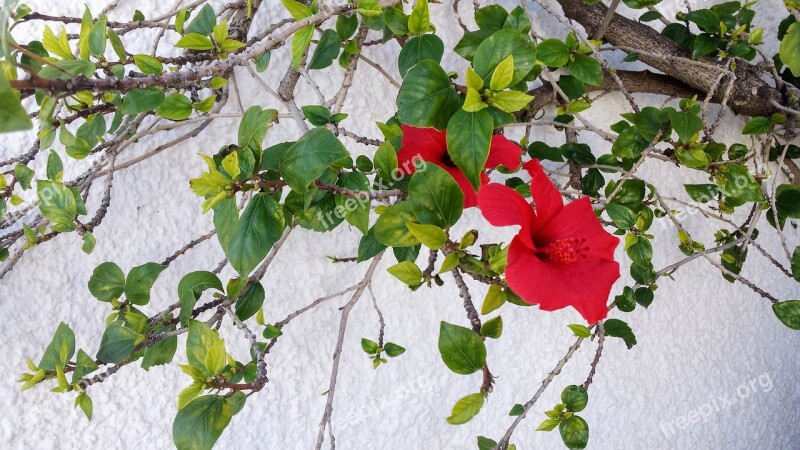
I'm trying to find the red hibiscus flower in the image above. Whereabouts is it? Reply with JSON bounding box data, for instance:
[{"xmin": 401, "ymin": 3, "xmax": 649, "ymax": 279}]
[
  {"xmin": 477, "ymin": 159, "xmax": 620, "ymax": 323},
  {"xmin": 396, "ymin": 125, "xmax": 522, "ymax": 207}
]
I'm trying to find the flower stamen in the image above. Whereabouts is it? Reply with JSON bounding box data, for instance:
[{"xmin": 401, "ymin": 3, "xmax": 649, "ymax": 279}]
[{"xmin": 538, "ymin": 238, "xmax": 589, "ymax": 264}]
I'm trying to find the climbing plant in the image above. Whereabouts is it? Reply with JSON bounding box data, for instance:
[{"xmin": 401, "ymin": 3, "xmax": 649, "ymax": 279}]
[{"xmin": 2, "ymin": 0, "xmax": 800, "ymax": 448}]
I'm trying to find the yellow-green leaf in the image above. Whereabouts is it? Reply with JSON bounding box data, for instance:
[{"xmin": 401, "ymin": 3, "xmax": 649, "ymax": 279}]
[{"xmin": 490, "ymin": 54, "xmax": 514, "ymax": 91}]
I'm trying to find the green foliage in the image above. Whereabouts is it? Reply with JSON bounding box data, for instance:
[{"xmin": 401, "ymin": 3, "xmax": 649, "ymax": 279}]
[
  {"xmin": 446, "ymin": 109, "xmax": 493, "ymax": 189},
  {"xmin": 397, "ymin": 60, "xmax": 460, "ymax": 129},
  {"xmin": 408, "ymin": 164, "xmax": 464, "ymax": 228},
  {"xmin": 173, "ymin": 395, "xmax": 232, "ymax": 450},
  {"xmin": 280, "ymin": 127, "xmax": 349, "ymax": 192},
  {"xmin": 438, "ymin": 321, "xmax": 486, "ymax": 375},
  {"xmin": 447, "ymin": 393, "xmax": 485, "ymax": 425},
  {"xmin": 178, "ymin": 272, "xmax": 223, "ymax": 325}
]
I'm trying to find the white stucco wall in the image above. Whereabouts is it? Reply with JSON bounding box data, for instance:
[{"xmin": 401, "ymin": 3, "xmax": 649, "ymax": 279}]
[{"xmin": 1, "ymin": 0, "xmax": 799, "ymax": 449}]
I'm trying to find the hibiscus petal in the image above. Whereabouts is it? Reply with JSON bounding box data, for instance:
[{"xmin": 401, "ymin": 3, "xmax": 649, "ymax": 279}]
[
  {"xmin": 523, "ymin": 159, "xmax": 563, "ymax": 228},
  {"xmin": 397, "ymin": 125, "xmax": 448, "ymax": 175},
  {"xmin": 441, "ymin": 165, "xmax": 486, "ymax": 208},
  {"xmin": 486, "ymin": 135, "xmax": 522, "ymax": 170},
  {"xmin": 477, "ymin": 183, "xmax": 535, "ymax": 248},
  {"xmin": 506, "ymin": 238, "xmax": 619, "ymax": 324},
  {"xmin": 537, "ymin": 197, "xmax": 620, "ymax": 260}
]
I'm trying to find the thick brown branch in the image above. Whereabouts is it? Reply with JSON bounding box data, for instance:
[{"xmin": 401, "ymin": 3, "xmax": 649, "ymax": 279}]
[{"xmin": 556, "ymin": 0, "xmax": 790, "ymax": 117}]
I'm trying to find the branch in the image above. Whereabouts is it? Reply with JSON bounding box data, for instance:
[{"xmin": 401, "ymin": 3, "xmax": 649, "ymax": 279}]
[
  {"xmin": 555, "ymin": 0, "xmax": 791, "ymax": 117},
  {"xmin": 315, "ymin": 252, "xmax": 385, "ymax": 449}
]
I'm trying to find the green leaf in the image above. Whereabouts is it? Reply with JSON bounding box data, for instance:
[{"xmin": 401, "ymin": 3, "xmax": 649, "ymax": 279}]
[
  {"xmin": 142, "ymin": 334, "xmax": 178, "ymax": 370},
  {"xmin": 75, "ymin": 393, "xmax": 93, "ymax": 420},
  {"xmin": 537, "ymin": 39, "xmax": 570, "ymax": 67},
  {"xmin": 88, "ymin": 262, "xmax": 126, "ymax": 301},
  {"xmin": 407, "ymin": 0, "xmax": 430, "ymax": 35},
  {"xmin": 185, "ymin": 4, "xmax": 216, "ymax": 35},
  {"xmin": 227, "ymin": 193, "xmax": 285, "ymax": 276},
  {"xmin": 374, "ymin": 201, "xmax": 420, "ymax": 247},
  {"xmin": 446, "ymin": 109, "xmax": 493, "ymax": 189},
  {"xmin": 176, "ymin": 33, "xmax": 215, "ymax": 50},
  {"xmin": 568, "ymin": 324, "xmax": 591, "ymax": 338},
  {"xmin": 42, "ymin": 26, "xmax": 74, "ymax": 59},
  {"xmin": 133, "ymin": 54, "xmax": 163, "ymax": 75},
  {"xmin": 177, "ymin": 383, "xmax": 204, "ymax": 410},
  {"xmin": 280, "ymin": 127, "xmax": 349, "ymax": 192},
  {"xmin": 408, "ymin": 164, "xmax": 464, "ymax": 228},
  {"xmin": 509, "ymin": 404, "xmax": 525, "ymax": 416},
  {"xmin": 772, "ymin": 300, "xmax": 800, "ymax": 330},
  {"xmin": 406, "ymin": 222, "xmax": 446, "ymax": 249},
  {"xmin": 715, "ymin": 163, "xmax": 763, "ymax": 203},
  {"xmin": 38, "ymin": 59, "xmax": 95, "ymax": 80},
  {"xmin": 387, "ymin": 261, "xmax": 424, "ymax": 286},
  {"xmin": 438, "ymin": 321, "xmax": 486, "ymax": 375},
  {"xmin": 335, "ymin": 171, "xmax": 371, "ymax": 234},
  {"xmin": 776, "ymin": 184, "xmax": 800, "ymax": 219},
  {"xmin": 291, "ymin": 25, "xmax": 314, "ymax": 69},
  {"xmin": 172, "ymin": 395, "xmax": 233, "ymax": 450},
  {"xmin": 263, "ymin": 324, "xmax": 283, "ymax": 339},
  {"xmin": 281, "ymin": 0, "xmax": 312, "ymax": 20},
  {"xmin": 397, "ymin": 60, "xmax": 460, "ymax": 130},
  {"xmin": 604, "ymin": 318, "xmax": 637, "ymax": 348},
  {"xmin": 235, "ymin": 282, "xmax": 265, "ymax": 321},
  {"xmin": 481, "ymin": 285, "xmax": 506, "ymax": 315},
  {"xmin": 308, "ymin": 29, "xmax": 341, "ymax": 70},
  {"xmin": 742, "ymin": 116, "xmax": 771, "ymax": 135},
  {"xmin": 560, "ymin": 416, "xmax": 589, "ymax": 449},
  {"xmin": 255, "ymin": 52, "xmax": 271, "ymax": 72},
  {"xmin": 361, "ymin": 338, "xmax": 379, "ymax": 354},
  {"xmin": 156, "ymin": 94, "xmax": 193, "ymax": 121},
  {"xmin": 446, "ymin": 393, "xmax": 485, "ymax": 425},
  {"xmin": 686, "ymin": 9, "xmax": 720, "ymax": 33},
  {"xmin": 358, "ymin": 227, "xmax": 388, "ymax": 261},
  {"xmin": 692, "ymin": 33, "xmax": 718, "ymax": 58},
  {"xmin": 72, "ymin": 348, "xmax": 99, "ymax": 380},
  {"xmin": 491, "ymin": 90, "xmax": 534, "ymax": 113},
  {"xmin": 178, "ymin": 271, "xmax": 223, "ymax": 325},
  {"xmin": 605, "ymin": 203, "xmax": 637, "ymax": 230},
  {"xmin": 384, "ymin": 342, "xmax": 406, "ymax": 357},
  {"xmin": 38, "ymin": 322, "xmax": 75, "ymax": 371},
  {"xmin": 302, "ymin": 105, "xmax": 332, "ymax": 126},
  {"xmin": 473, "ymin": 29, "xmax": 537, "ymax": 87},
  {"xmin": 238, "ymin": 106, "xmax": 277, "ymax": 152},
  {"xmin": 476, "ymin": 5, "xmax": 509, "ymax": 32},
  {"xmin": 96, "ymin": 321, "xmax": 138, "ymax": 363},
  {"xmin": 357, "ymin": 0, "xmax": 383, "ymax": 17},
  {"xmin": 490, "ymin": 55, "xmax": 515, "ymax": 91},
  {"xmin": 124, "ymin": 262, "xmax": 166, "ymax": 305},
  {"xmin": 568, "ymin": 55, "xmax": 603, "ymax": 86},
  {"xmin": 611, "ymin": 127, "xmax": 648, "ymax": 159},
  {"xmin": 398, "ymin": 34, "xmax": 444, "ymax": 78},
  {"xmin": 561, "ymin": 385, "xmax": 588, "ymax": 412},
  {"xmin": 781, "ymin": 23, "xmax": 800, "ymax": 77},
  {"xmin": 88, "ymin": 17, "xmax": 107, "ymax": 56},
  {"xmin": 0, "ymin": 72, "xmax": 32, "ymax": 133},
  {"xmin": 336, "ymin": 14, "xmax": 359, "ymax": 40},
  {"xmin": 792, "ymin": 247, "xmax": 800, "ymax": 282},
  {"xmin": 186, "ymin": 320, "xmax": 227, "ymax": 377},
  {"xmin": 123, "ymin": 88, "xmax": 165, "ymax": 115},
  {"xmin": 684, "ymin": 184, "xmax": 719, "ymax": 203},
  {"xmin": 537, "ymin": 418, "xmax": 559, "ymax": 431},
  {"xmin": 667, "ymin": 108, "xmax": 703, "ymax": 143},
  {"xmin": 37, "ymin": 180, "xmax": 77, "ymax": 224},
  {"xmin": 627, "ymin": 236, "xmax": 652, "ymax": 265},
  {"xmin": 480, "ymin": 316, "xmax": 503, "ymax": 339}
]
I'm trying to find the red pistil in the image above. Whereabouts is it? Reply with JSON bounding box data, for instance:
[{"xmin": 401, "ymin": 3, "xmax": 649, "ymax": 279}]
[{"xmin": 538, "ymin": 238, "xmax": 589, "ymax": 264}]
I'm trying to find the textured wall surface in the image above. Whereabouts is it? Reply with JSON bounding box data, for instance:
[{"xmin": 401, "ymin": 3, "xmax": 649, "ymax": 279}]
[{"xmin": 1, "ymin": 1, "xmax": 799, "ymax": 449}]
